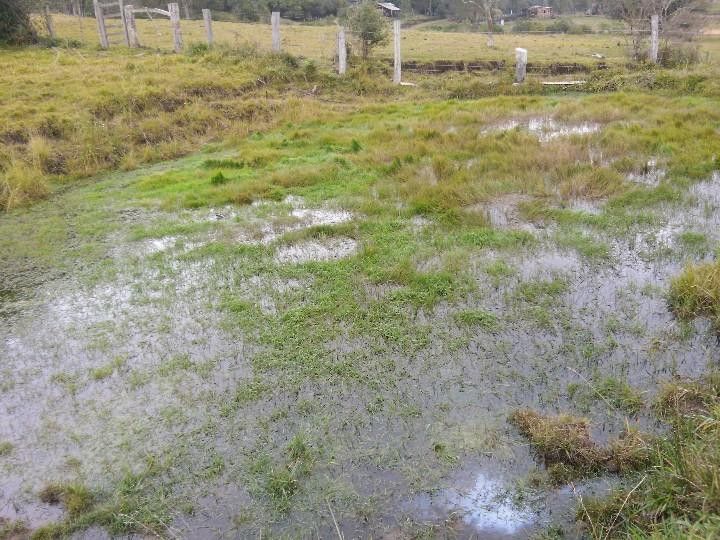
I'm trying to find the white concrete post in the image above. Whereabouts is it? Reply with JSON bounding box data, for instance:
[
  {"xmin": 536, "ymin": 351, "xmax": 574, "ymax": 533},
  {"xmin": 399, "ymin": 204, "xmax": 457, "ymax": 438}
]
[
  {"xmin": 44, "ymin": 6, "xmax": 56, "ymax": 39},
  {"xmin": 125, "ymin": 5, "xmax": 139, "ymax": 47},
  {"xmin": 118, "ymin": 0, "xmax": 129, "ymax": 46},
  {"xmin": 203, "ymin": 9, "xmax": 213, "ymax": 45},
  {"xmin": 271, "ymin": 12, "xmax": 281, "ymax": 52},
  {"xmin": 515, "ymin": 47, "xmax": 527, "ymax": 83},
  {"xmin": 169, "ymin": 3, "xmax": 183, "ymax": 53},
  {"xmin": 393, "ymin": 19, "xmax": 401, "ymax": 84},
  {"xmin": 650, "ymin": 14, "xmax": 659, "ymax": 64},
  {"xmin": 337, "ymin": 27, "xmax": 347, "ymax": 75},
  {"xmin": 93, "ymin": 0, "xmax": 109, "ymax": 48}
]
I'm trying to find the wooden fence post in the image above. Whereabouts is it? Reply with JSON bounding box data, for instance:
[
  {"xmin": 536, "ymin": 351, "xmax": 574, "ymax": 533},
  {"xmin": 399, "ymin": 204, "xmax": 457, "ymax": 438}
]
[
  {"xmin": 271, "ymin": 12, "xmax": 281, "ymax": 52},
  {"xmin": 169, "ymin": 3, "xmax": 183, "ymax": 53},
  {"xmin": 44, "ymin": 5, "xmax": 56, "ymax": 39},
  {"xmin": 393, "ymin": 19, "xmax": 401, "ymax": 84},
  {"xmin": 203, "ymin": 9, "xmax": 213, "ymax": 45},
  {"xmin": 124, "ymin": 5, "xmax": 139, "ymax": 47},
  {"xmin": 650, "ymin": 14, "xmax": 659, "ymax": 64},
  {"xmin": 515, "ymin": 47, "xmax": 527, "ymax": 83},
  {"xmin": 337, "ymin": 27, "xmax": 347, "ymax": 75},
  {"xmin": 93, "ymin": 0, "xmax": 109, "ymax": 48}
]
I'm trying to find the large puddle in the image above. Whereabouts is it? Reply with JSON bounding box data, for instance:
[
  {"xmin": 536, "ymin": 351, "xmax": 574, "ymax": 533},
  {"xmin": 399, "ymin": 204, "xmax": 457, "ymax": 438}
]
[{"xmin": 2, "ymin": 153, "xmax": 719, "ymax": 536}]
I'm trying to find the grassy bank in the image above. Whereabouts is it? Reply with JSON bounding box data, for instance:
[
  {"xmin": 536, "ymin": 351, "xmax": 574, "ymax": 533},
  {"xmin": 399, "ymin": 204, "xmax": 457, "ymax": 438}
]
[{"xmin": 2, "ymin": 39, "xmax": 720, "ymax": 212}]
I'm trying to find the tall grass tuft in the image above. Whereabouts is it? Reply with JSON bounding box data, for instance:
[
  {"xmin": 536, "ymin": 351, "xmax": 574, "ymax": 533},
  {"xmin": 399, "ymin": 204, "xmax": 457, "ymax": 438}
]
[
  {"xmin": 668, "ymin": 261, "xmax": 720, "ymax": 332},
  {"xmin": 0, "ymin": 161, "xmax": 49, "ymax": 211}
]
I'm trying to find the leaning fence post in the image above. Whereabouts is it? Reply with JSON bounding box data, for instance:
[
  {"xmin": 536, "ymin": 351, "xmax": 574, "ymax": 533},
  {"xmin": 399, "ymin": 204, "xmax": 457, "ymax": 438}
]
[
  {"xmin": 649, "ymin": 14, "xmax": 659, "ymax": 64},
  {"xmin": 271, "ymin": 12, "xmax": 281, "ymax": 52},
  {"xmin": 202, "ymin": 9, "xmax": 213, "ymax": 45},
  {"xmin": 515, "ymin": 47, "xmax": 527, "ymax": 83},
  {"xmin": 44, "ymin": 5, "xmax": 56, "ymax": 39},
  {"xmin": 337, "ymin": 27, "xmax": 347, "ymax": 75},
  {"xmin": 169, "ymin": 2, "xmax": 183, "ymax": 53},
  {"xmin": 393, "ymin": 19, "xmax": 401, "ymax": 84},
  {"xmin": 124, "ymin": 5, "xmax": 139, "ymax": 47},
  {"xmin": 93, "ymin": 0, "xmax": 109, "ymax": 48}
]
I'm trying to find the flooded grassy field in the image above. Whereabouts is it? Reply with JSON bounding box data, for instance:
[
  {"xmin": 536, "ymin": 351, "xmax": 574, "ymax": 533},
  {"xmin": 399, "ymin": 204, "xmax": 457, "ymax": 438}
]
[{"xmin": 1, "ymin": 93, "xmax": 719, "ymax": 538}]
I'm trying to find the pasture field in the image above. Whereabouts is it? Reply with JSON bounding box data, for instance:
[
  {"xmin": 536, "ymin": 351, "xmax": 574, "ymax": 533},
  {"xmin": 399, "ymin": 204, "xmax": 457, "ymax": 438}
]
[
  {"xmin": 48, "ymin": 14, "xmax": 650, "ymax": 64},
  {"xmin": 2, "ymin": 19, "xmax": 720, "ymax": 540}
]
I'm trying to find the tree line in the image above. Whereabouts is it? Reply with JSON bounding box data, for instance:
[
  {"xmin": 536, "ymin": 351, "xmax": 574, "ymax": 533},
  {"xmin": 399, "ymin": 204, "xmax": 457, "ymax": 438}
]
[{"xmin": 13, "ymin": 0, "xmax": 685, "ymax": 22}]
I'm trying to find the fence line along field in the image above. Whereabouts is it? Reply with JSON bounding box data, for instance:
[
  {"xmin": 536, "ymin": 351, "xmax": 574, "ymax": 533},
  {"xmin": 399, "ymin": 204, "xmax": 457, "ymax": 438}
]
[{"xmin": 50, "ymin": 14, "xmax": 637, "ymax": 65}]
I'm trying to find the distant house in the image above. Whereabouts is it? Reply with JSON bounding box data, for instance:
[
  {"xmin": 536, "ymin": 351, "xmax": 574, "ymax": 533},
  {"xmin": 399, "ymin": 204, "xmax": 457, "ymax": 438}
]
[
  {"xmin": 376, "ymin": 2, "xmax": 400, "ymax": 17},
  {"xmin": 526, "ymin": 5, "xmax": 554, "ymax": 18}
]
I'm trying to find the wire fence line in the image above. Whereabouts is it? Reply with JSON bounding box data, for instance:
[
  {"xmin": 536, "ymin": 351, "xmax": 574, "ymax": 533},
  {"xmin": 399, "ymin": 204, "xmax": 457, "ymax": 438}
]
[{"xmin": 35, "ymin": 9, "xmax": 704, "ymax": 76}]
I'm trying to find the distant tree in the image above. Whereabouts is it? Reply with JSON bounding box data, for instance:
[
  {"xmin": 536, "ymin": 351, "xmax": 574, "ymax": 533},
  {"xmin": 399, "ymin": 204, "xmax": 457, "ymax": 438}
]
[
  {"xmin": 462, "ymin": 0, "xmax": 498, "ymax": 46},
  {"xmin": 0, "ymin": 0, "xmax": 37, "ymax": 44},
  {"xmin": 347, "ymin": 1, "xmax": 389, "ymax": 58},
  {"xmin": 602, "ymin": 0, "xmax": 690, "ymax": 60}
]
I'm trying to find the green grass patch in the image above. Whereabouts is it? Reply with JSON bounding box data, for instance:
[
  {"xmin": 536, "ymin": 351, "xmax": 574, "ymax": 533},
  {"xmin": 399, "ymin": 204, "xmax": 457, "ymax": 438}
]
[{"xmin": 454, "ymin": 309, "xmax": 498, "ymax": 329}]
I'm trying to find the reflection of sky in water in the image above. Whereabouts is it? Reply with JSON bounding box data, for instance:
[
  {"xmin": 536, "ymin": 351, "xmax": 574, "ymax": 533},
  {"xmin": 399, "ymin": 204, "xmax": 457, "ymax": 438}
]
[{"xmin": 445, "ymin": 473, "xmax": 535, "ymax": 534}]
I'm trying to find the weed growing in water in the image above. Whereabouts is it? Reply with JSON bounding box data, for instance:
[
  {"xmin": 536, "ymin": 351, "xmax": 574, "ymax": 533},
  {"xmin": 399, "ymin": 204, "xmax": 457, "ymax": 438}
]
[{"xmin": 0, "ymin": 441, "xmax": 12, "ymax": 456}]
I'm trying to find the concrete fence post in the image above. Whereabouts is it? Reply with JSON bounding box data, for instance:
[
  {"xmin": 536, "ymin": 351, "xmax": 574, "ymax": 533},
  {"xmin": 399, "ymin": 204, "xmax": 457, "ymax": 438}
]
[
  {"xmin": 44, "ymin": 5, "xmax": 56, "ymax": 39},
  {"xmin": 393, "ymin": 19, "xmax": 401, "ymax": 84},
  {"xmin": 650, "ymin": 14, "xmax": 659, "ymax": 64},
  {"xmin": 515, "ymin": 47, "xmax": 527, "ymax": 83},
  {"xmin": 93, "ymin": 0, "xmax": 109, "ymax": 48},
  {"xmin": 169, "ymin": 3, "xmax": 183, "ymax": 53},
  {"xmin": 125, "ymin": 5, "xmax": 139, "ymax": 47},
  {"xmin": 337, "ymin": 27, "xmax": 347, "ymax": 75},
  {"xmin": 271, "ymin": 12, "xmax": 281, "ymax": 52},
  {"xmin": 203, "ymin": 9, "xmax": 213, "ymax": 45}
]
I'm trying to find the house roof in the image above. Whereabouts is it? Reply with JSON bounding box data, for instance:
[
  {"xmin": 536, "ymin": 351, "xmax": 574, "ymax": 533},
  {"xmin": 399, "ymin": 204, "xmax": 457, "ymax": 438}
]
[{"xmin": 377, "ymin": 2, "xmax": 401, "ymax": 11}]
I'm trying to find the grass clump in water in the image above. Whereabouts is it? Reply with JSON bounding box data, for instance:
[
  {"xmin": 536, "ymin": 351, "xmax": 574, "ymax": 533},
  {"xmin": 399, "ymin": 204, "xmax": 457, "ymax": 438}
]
[
  {"xmin": 0, "ymin": 441, "xmax": 13, "ymax": 456},
  {"xmin": 595, "ymin": 377, "xmax": 644, "ymax": 415},
  {"xmin": 38, "ymin": 483, "xmax": 94, "ymax": 518},
  {"xmin": 0, "ymin": 519, "xmax": 28, "ymax": 540},
  {"xmin": 509, "ymin": 409, "xmax": 652, "ymax": 484},
  {"xmin": 580, "ymin": 374, "xmax": 720, "ymax": 538},
  {"xmin": 250, "ymin": 433, "xmax": 315, "ymax": 514},
  {"xmin": 454, "ymin": 309, "xmax": 498, "ymax": 329},
  {"xmin": 668, "ymin": 260, "xmax": 720, "ymax": 332}
]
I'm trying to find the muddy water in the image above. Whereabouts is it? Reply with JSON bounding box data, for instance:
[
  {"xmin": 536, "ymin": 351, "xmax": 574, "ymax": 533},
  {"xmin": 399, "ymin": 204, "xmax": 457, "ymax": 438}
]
[{"xmin": 1, "ymin": 169, "xmax": 720, "ymax": 538}]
